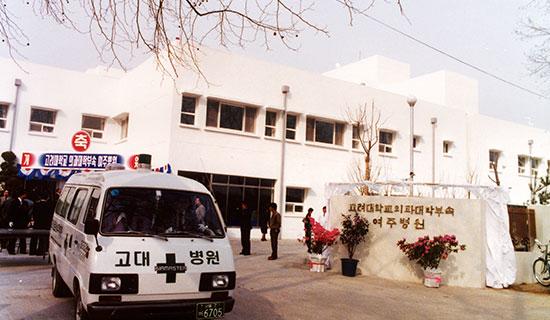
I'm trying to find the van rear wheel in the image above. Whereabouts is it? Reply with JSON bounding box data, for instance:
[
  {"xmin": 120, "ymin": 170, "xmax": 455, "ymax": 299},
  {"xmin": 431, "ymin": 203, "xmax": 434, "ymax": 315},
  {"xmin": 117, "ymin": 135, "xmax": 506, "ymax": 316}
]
[{"xmin": 51, "ymin": 265, "xmax": 71, "ymax": 297}]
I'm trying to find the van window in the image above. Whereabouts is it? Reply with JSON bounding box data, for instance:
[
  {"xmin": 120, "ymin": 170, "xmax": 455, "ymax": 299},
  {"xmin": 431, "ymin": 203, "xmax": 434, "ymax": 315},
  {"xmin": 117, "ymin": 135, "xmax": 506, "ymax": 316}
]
[
  {"xmin": 54, "ymin": 187, "xmax": 69, "ymax": 216},
  {"xmin": 60, "ymin": 187, "xmax": 76, "ymax": 218},
  {"xmin": 67, "ymin": 189, "xmax": 88, "ymax": 225},
  {"xmin": 83, "ymin": 188, "xmax": 101, "ymax": 223},
  {"xmin": 100, "ymin": 188, "xmax": 224, "ymax": 238}
]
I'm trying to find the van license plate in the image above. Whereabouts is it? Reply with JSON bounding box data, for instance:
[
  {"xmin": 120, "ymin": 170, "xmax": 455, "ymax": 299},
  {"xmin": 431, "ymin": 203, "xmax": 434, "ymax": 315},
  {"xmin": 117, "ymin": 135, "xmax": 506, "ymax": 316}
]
[{"xmin": 196, "ymin": 302, "xmax": 225, "ymax": 319}]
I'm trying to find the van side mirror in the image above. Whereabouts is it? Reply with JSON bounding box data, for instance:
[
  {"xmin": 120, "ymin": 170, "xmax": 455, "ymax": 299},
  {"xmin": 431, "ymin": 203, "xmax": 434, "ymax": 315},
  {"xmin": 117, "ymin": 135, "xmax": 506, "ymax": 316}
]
[{"xmin": 84, "ymin": 219, "xmax": 100, "ymax": 235}]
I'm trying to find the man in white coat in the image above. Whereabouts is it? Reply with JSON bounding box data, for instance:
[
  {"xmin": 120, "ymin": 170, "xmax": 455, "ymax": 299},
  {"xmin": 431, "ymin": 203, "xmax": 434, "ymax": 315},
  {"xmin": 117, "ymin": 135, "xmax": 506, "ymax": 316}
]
[{"xmin": 317, "ymin": 206, "xmax": 332, "ymax": 269}]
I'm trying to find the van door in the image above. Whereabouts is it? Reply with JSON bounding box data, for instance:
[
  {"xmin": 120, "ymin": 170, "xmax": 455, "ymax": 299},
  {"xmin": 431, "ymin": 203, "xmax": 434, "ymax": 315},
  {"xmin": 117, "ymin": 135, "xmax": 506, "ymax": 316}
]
[
  {"xmin": 64, "ymin": 188, "xmax": 90, "ymax": 283},
  {"xmin": 74, "ymin": 187, "xmax": 101, "ymax": 290},
  {"xmin": 53, "ymin": 187, "xmax": 76, "ymax": 282}
]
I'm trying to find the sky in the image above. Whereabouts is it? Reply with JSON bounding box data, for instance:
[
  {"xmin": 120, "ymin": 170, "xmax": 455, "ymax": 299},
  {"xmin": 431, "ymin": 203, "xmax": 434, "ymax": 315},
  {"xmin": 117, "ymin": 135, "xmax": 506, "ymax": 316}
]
[{"xmin": 1, "ymin": 0, "xmax": 549, "ymax": 131}]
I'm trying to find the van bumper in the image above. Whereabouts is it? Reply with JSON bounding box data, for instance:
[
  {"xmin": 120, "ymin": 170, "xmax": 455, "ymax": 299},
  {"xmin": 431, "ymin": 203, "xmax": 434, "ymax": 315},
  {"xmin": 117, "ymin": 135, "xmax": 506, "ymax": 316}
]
[{"xmin": 86, "ymin": 297, "xmax": 235, "ymax": 319}]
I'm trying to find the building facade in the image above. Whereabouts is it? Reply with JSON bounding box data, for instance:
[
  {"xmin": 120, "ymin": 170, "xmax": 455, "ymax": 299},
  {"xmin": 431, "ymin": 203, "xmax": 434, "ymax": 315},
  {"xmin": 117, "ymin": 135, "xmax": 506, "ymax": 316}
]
[{"xmin": 1, "ymin": 47, "xmax": 549, "ymax": 239}]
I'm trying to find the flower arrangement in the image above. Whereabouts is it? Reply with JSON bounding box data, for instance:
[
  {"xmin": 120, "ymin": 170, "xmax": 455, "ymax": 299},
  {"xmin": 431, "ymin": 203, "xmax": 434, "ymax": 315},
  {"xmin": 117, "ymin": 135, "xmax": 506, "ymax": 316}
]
[
  {"xmin": 340, "ymin": 212, "xmax": 370, "ymax": 260},
  {"xmin": 300, "ymin": 217, "xmax": 340, "ymax": 255},
  {"xmin": 397, "ymin": 234, "xmax": 466, "ymax": 270}
]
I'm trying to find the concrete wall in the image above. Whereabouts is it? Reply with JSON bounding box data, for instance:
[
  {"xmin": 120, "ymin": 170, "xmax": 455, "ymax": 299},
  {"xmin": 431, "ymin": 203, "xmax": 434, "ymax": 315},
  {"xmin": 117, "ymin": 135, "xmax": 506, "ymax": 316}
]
[
  {"xmin": 530, "ymin": 205, "xmax": 550, "ymax": 243},
  {"xmin": 329, "ymin": 195, "xmax": 486, "ymax": 288}
]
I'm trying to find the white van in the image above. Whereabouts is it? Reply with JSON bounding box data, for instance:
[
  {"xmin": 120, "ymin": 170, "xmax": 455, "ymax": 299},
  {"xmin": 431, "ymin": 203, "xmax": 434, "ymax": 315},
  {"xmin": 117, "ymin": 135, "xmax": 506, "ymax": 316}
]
[{"xmin": 49, "ymin": 166, "xmax": 236, "ymax": 320}]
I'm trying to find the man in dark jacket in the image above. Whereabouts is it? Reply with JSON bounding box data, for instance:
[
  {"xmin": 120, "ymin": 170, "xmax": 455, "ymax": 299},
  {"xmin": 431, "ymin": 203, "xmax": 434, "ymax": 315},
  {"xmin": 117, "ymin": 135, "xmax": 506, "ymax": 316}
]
[
  {"xmin": 239, "ymin": 201, "xmax": 252, "ymax": 255},
  {"xmin": 29, "ymin": 193, "xmax": 54, "ymax": 255},
  {"xmin": 7, "ymin": 190, "xmax": 30, "ymax": 254},
  {"xmin": 0, "ymin": 190, "xmax": 12, "ymax": 249},
  {"xmin": 268, "ymin": 202, "xmax": 281, "ymax": 260}
]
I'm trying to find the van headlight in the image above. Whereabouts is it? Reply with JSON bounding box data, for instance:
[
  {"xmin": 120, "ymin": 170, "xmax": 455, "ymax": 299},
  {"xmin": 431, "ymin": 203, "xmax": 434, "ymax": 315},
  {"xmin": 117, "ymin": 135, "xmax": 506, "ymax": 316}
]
[
  {"xmin": 199, "ymin": 272, "xmax": 235, "ymax": 291},
  {"xmin": 212, "ymin": 275, "xmax": 229, "ymax": 289},
  {"xmin": 101, "ymin": 276, "xmax": 121, "ymax": 292},
  {"xmin": 89, "ymin": 274, "xmax": 138, "ymax": 294}
]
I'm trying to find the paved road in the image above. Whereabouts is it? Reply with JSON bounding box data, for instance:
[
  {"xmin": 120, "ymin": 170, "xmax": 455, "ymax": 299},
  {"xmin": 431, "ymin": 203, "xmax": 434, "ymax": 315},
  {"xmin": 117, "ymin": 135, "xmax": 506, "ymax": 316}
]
[{"xmin": 1, "ymin": 239, "xmax": 549, "ymax": 320}]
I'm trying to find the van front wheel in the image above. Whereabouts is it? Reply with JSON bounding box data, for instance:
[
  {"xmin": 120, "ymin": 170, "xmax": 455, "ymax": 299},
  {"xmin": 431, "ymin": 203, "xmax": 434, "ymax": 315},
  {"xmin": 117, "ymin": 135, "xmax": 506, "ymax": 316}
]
[
  {"xmin": 74, "ymin": 283, "xmax": 90, "ymax": 320},
  {"xmin": 51, "ymin": 265, "xmax": 71, "ymax": 297}
]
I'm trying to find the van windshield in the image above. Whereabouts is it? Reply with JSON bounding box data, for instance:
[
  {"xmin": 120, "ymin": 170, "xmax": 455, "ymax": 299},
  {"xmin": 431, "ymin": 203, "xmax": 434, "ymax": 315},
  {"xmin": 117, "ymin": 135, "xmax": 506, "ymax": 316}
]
[{"xmin": 100, "ymin": 187, "xmax": 224, "ymax": 238}]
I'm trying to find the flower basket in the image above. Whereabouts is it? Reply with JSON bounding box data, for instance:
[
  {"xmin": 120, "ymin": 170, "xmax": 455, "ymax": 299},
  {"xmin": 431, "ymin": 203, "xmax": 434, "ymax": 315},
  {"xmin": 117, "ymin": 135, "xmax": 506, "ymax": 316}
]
[
  {"xmin": 423, "ymin": 268, "xmax": 442, "ymax": 288},
  {"xmin": 299, "ymin": 217, "xmax": 340, "ymax": 272},
  {"xmin": 308, "ymin": 253, "xmax": 327, "ymax": 272},
  {"xmin": 397, "ymin": 235, "xmax": 466, "ymax": 288}
]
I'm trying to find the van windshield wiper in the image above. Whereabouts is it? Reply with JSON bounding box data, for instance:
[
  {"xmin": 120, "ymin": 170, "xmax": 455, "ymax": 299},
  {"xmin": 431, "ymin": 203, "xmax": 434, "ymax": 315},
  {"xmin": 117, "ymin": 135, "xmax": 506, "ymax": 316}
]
[
  {"xmin": 160, "ymin": 230, "xmax": 214, "ymax": 242},
  {"xmin": 123, "ymin": 230, "xmax": 168, "ymax": 241}
]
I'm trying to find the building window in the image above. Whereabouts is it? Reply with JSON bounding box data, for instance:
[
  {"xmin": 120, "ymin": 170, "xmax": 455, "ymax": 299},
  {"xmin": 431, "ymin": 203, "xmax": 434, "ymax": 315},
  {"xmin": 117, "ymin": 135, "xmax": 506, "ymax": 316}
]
[
  {"xmin": 352, "ymin": 125, "xmax": 361, "ymax": 149},
  {"xmin": 206, "ymin": 99, "xmax": 256, "ymax": 133},
  {"xmin": 378, "ymin": 130, "xmax": 394, "ymax": 153},
  {"xmin": 489, "ymin": 150, "xmax": 501, "ymax": 170},
  {"xmin": 531, "ymin": 157, "xmax": 541, "ymax": 177},
  {"xmin": 81, "ymin": 115, "xmax": 106, "ymax": 139},
  {"xmin": 178, "ymin": 170, "xmax": 275, "ymax": 227},
  {"xmin": 29, "ymin": 108, "xmax": 56, "ymax": 133},
  {"xmin": 265, "ymin": 110, "xmax": 277, "ymax": 137},
  {"xmin": 120, "ymin": 115, "xmax": 129, "ymax": 139},
  {"xmin": 181, "ymin": 95, "xmax": 196, "ymax": 125},
  {"xmin": 306, "ymin": 117, "xmax": 344, "ymax": 146},
  {"xmin": 443, "ymin": 140, "xmax": 453, "ymax": 155},
  {"xmin": 413, "ymin": 135, "xmax": 422, "ymax": 150},
  {"xmin": 0, "ymin": 104, "xmax": 7, "ymax": 129},
  {"xmin": 285, "ymin": 187, "xmax": 305, "ymax": 213},
  {"xmin": 518, "ymin": 155, "xmax": 527, "ymax": 175},
  {"xmin": 547, "ymin": 160, "xmax": 550, "ymax": 175},
  {"xmin": 286, "ymin": 114, "xmax": 297, "ymax": 140}
]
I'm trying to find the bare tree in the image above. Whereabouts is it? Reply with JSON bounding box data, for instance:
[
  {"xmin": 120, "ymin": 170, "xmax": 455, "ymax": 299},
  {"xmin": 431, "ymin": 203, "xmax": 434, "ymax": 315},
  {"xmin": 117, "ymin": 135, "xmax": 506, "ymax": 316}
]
[
  {"xmin": 0, "ymin": 1, "xmax": 404, "ymax": 75},
  {"xmin": 488, "ymin": 153, "xmax": 500, "ymax": 187},
  {"xmin": 465, "ymin": 160, "xmax": 479, "ymax": 199},
  {"xmin": 345, "ymin": 101, "xmax": 383, "ymax": 195},
  {"xmin": 518, "ymin": 0, "xmax": 550, "ymax": 81}
]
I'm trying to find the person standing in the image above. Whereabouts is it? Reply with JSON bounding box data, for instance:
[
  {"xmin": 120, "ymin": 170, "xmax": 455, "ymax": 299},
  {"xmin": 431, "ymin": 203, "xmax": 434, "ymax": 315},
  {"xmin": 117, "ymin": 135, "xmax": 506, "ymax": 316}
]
[
  {"xmin": 259, "ymin": 206, "xmax": 269, "ymax": 241},
  {"xmin": 0, "ymin": 190, "xmax": 12, "ymax": 249},
  {"xmin": 29, "ymin": 193, "xmax": 54, "ymax": 255},
  {"xmin": 318, "ymin": 205, "xmax": 332, "ymax": 269},
  {"xmin": 267, "ymin": 203, "xmax": 281, "ymax": 260},
  {"xmin": 303, "ymin": 208, "xmax": 313, "ymax": 254},
  {"xmin": 239, "ymin": 201, "xmax": 252, "ymax": 255},
  {"xmin": 7, "ymin": 190, "xmax": 30, "ymax": 254}
]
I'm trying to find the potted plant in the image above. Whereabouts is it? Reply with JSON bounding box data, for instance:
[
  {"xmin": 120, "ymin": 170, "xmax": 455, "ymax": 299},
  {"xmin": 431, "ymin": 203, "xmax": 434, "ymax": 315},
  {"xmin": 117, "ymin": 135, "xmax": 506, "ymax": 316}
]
[
  {"xmin": 339, "ymin": 212, "xmax": 369, "ymax": 277},
  {"xmin": 397, "ymin": 234, "xmax": 466, "ymax": 287},
  {"xmin": 300, "ymin": 217, "xmax": 340, "ymax": 272}
]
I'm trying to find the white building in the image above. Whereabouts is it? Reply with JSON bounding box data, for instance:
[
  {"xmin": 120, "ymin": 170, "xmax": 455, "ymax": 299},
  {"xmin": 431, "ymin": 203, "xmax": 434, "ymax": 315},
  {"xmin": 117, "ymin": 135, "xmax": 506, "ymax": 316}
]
[{"xmin": 0, "ymin": 47, "xmax": 548, "ymax": 239}]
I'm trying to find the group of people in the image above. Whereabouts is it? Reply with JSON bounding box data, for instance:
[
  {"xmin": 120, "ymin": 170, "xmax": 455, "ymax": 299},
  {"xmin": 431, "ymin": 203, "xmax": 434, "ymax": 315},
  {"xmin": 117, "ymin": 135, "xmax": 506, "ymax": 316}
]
[
  {"xmin": 0, "ymin": 189, "xmax": 56, "ymax": 255},
  {"xmin": 238, "ymin": 201, "xmax": 281, "ymax": 260}
]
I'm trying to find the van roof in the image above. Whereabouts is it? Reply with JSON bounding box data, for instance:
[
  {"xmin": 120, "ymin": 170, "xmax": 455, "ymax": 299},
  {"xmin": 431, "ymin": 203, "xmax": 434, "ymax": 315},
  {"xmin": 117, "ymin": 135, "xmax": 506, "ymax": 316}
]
[{"xmin": 65, "ymin": 170, "xmax": 209, "ymax": 193}]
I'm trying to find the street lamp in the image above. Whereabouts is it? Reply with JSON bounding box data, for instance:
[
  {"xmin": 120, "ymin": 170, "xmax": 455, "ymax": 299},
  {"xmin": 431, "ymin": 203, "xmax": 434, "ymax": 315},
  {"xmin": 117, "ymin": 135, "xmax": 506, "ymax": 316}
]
[
  {"xmin": 407, "ymin": 95, "xmax": 417, "ymax": 196},
  {"xmin": 431, "ymin": 117, "xmax": 438, "ymax": 197},
  {"xmin": 280, "ymin": 85, "xmax": 290, "ymax": 213},
  {"xmin": 528, "ymin": 139, "xmax": 534, "ymax": 203}
]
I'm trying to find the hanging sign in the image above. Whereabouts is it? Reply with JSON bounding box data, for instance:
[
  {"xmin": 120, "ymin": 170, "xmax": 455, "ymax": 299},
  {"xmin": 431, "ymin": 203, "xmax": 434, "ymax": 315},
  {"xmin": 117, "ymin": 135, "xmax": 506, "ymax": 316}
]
[
  {"xmin": 39, "ymin": 153, "xmax": 123, "ymax": 169},
  {"xmin": 71, "ymin": 131, "xmax": 91, "ymax": 152},
  {"xmin": 21, "ymin": 152, "xmax": 36, "ymax": 168}
]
